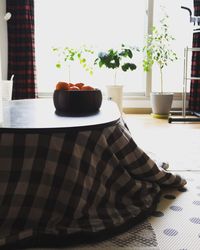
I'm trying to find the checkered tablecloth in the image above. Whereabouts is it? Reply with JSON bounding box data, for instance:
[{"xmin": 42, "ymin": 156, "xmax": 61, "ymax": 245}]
[{"xmin": 0, "ymin": 120, "xmax": 186, "ymax": 248}]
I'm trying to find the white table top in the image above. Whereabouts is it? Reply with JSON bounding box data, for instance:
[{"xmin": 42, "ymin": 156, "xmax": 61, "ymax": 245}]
[{"xmin": 0, "ymin": 99, "xmax": 121, "ymax": 130}]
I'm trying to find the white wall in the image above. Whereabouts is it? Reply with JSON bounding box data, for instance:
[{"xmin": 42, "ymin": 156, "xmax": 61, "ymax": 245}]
[{"xmin": 0, "ymin": 0, "xmax": 7, "ymax": 80}]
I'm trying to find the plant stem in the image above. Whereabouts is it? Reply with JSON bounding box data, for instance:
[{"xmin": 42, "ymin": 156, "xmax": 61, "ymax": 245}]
[
  {"xmin": 114, "ymin": 69, "xmax": 117, "ymax": 85},
  {"xmin": 68, "ymin": 64, "xmax": 71, "ymax": 82},
  {"xmin": 160, "ymin": 66, "xmax": 163, "ymax": 94}
]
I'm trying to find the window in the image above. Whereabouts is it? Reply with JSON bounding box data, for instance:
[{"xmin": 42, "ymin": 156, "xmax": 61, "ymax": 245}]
[
  {"xmin": 35, "ymin": 0, "xmax": 194, "ymax": 97},
  {"xmin": 152, "ymin": 0, "xmax": 193, "ymax": 93},
  {"xmin": 35, "ymin": 0, "xmax": 148, "ymax": 95}
]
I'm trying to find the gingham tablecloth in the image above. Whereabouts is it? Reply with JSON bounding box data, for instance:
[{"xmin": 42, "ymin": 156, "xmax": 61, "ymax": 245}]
[{"xmin": 0, "ymin": 120, "xmax": 186, "ymax": 248}]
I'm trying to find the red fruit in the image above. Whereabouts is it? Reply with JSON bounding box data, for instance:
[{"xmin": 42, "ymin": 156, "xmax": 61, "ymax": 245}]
[
  {"xmin": 68, "ymin": 86, "xmax": 80, "ymax": 91},
  {"xmin": 81, "ymin": 85, "xmax": 95, "ymax": 91},
  {"xmin": 56, "ymin": 82, "xmax": 69, "ymax": 90},
  {"xmin": 68, "ymin": 83, "xmax": 74, "ymax": 87},
  {"xmin": 75, "ymin": 82, "xmax": 84, "ymax": 89}
]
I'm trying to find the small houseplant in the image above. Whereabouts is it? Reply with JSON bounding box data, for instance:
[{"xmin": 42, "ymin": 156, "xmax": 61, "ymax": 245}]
[
  {"xmin": 94, "ymin": 44, "xmax": 137, "ymax": 84},
  {"xmin": 142, "ymin": 11, "xmax": 178, "ymax": 116},
  {"xmin": 52, "ymin": 45, "xmax": 94, "ymax": 82},
  {"xmin": 94, "ymin": 44, "xmax": 137, "ymax": 112}
]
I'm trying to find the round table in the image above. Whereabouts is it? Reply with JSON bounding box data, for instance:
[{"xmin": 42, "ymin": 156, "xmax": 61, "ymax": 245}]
[{"xmin": 1, "ymin": 99, "xmax": 121, "ymax": 131}]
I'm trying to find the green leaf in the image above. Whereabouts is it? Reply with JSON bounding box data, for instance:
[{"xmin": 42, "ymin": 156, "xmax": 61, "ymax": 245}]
[
  {"xmin": 121, "ymin": 64, "xmax": 129, "ymax": 71},
  {"xmin": 56, "ymin": 63, "xmax": 61, "ymax": 68},
  {"xmin": 52, "ymin": 48, "xmax": 58, "ymax": 52},
  {"xmin": 122, "ymin": 63, "xmax": 136, "ymax": 72},
  {"xmin": 81, "ymin": 58, "xmax": 86, "ymax": 63},
  {"xmin": 130, "ymin": 63, "xmax": 137, "ymax": 70},
  {"xmin": 126, "ymin": 49, "xmax": 133, "ymax": 58},
  {"xmin": 99, "ymin": 61, "xmax": 104, "ymax": 67}
]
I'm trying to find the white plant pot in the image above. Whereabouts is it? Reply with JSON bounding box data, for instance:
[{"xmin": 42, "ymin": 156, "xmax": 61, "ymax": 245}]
[
  {"xmin": 0, "ymin": 76, "xmax": 14, "ymax": 125},
  {"xmin": 106, "ymin": 85, "xmax": 123, "ymax": 113},
  {"xmin": 1, "ymin": 79, "xmax": 13, "ymax": 101},
  {"xmin": 0, "ymin": 84, "xmax": 3, "ymax": 125},
  {"xmin": 150, "ymin": 92, "xmax": 173, "ymax": 115}
]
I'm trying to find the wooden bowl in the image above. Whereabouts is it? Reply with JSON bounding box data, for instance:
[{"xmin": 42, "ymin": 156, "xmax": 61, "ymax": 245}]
[{"xmin": 53, "ymin": 89, "xmax": 102, "ymax": 115}]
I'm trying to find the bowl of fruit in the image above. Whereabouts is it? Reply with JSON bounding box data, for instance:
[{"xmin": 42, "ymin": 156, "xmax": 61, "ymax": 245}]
[{"xmin": 53, "ymin": 82, "xmax": 103, "ymax": 115}]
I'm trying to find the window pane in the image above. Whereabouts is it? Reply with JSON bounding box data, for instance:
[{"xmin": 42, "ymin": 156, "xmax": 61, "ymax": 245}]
[
  {"xmin": 35, "ymin": 0, "xmax": 147, "ymax": 94},
  {"xmin": 152, "ymin": 0, "xmax": 193, "ymax": 92}
]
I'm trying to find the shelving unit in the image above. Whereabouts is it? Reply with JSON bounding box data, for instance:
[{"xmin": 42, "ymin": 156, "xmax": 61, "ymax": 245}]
[{"xmin": 168, "ymin": 47, "xmax": 200, "ymax": 123}]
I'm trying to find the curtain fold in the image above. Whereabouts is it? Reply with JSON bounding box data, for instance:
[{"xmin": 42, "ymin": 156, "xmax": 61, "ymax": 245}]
[
  {"xmin": 189, "ymin": 0, "xmax": 200, "ymax": 112},
  {"xmin": 6, "ymin": 0, "xmax": 37, "ymax": 99}
]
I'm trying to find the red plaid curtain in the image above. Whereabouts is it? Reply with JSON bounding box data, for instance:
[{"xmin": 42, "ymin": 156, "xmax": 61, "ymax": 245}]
[
  {"xmin": 189, "ymin": 0, "xmax": 200, "ymax": 111},
  {"xmin": 6, "ymin": 0, "xmax": 37, "ymax": 99}
]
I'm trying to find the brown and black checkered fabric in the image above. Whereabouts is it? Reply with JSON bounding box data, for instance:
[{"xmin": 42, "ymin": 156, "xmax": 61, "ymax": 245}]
[
  {"xmin": 0, "ymin": 121, "xmax": 186, "ymax": 247},
  {"xmin": 6, "ymin": 0, "xmax": 37, "ymax": 100}
]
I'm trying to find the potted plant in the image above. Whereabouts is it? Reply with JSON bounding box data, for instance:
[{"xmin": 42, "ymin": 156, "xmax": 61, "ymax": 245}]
[
  {"xmin": 94, "ymin": 44, "xmax": 137, "ymax": 112},
  {"xmin": 52, "ymin": 45, "xmax": 94, "ymax": 82},
  {"xmin": 142, "ymin": 11, "xmax": 178, "ymax": 117}
]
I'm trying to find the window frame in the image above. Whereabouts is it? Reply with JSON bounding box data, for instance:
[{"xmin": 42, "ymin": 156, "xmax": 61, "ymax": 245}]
[{"xmin": 37, "ymin": 0, "xmax": 184, "ymax": 110}]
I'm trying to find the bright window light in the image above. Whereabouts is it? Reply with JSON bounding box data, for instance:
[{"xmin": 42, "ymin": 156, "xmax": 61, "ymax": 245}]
[
  {"xmin": 152, "ymin": 0, "xmax": 193, "ymax": 92},
  {"xmin": 35, "ymin": 0, "xmax": 147, "ymax": 94}
]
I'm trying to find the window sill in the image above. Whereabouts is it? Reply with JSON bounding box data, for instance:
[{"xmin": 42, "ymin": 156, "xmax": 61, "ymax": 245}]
[
  {"xmin": 124, "ymin": 93, "xmax": 188, "ymax": 111},
  {"xmin": 38, "ymin": 92, "xmax": 189, "ymax": 114}
]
